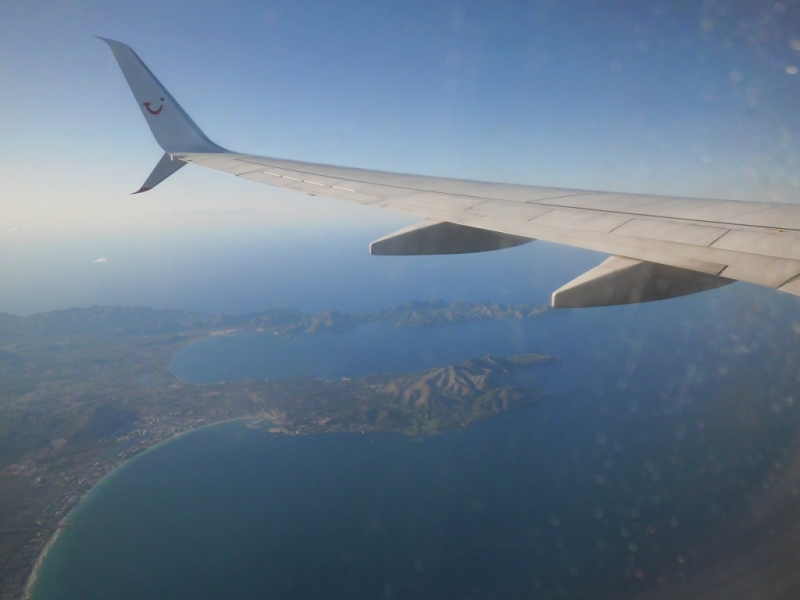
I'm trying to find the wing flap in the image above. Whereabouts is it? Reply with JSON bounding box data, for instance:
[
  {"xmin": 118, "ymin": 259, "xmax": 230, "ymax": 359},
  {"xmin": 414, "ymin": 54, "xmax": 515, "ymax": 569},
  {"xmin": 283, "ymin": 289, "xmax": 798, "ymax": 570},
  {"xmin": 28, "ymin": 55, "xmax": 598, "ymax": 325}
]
[
  {"xmin": 711, "ymin": 230, "xmax": 800, "ymax": 262},
  {"xmin": 719, "ymin": 256, "xmax": 800, "ymax": 288}
]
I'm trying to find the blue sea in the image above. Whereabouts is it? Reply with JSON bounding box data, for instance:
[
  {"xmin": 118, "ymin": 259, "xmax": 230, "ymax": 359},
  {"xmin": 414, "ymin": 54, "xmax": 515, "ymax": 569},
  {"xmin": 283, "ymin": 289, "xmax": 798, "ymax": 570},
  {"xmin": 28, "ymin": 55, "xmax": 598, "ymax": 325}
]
[{"xmin": 25, "ymin": 230, "xmax": 800, "ymax": 599}]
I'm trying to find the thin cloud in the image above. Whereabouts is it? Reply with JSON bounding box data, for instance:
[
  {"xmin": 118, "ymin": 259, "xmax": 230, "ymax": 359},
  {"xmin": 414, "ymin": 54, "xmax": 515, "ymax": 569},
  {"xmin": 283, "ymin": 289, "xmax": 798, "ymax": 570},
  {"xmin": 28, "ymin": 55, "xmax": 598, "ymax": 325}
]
[{"xmin": 93, "ymin": 258, "xmax": 108, "ymax": 263}]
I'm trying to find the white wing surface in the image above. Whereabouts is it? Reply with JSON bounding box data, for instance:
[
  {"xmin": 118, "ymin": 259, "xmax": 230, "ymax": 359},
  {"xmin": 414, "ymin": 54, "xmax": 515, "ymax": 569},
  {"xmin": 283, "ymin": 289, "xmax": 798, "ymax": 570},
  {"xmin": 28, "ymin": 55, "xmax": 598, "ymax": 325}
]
[{"xmin": 100, "ymin": 38, "xmax": 800, "ymax": 308}]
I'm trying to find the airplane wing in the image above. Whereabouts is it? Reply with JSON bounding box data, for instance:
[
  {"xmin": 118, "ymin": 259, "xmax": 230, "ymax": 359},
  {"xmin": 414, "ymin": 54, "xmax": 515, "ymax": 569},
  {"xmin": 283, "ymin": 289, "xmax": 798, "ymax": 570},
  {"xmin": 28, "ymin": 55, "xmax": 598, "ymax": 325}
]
[{"xmin": 99, "ymin": 38, "xmax": 800, "ymax": 308}]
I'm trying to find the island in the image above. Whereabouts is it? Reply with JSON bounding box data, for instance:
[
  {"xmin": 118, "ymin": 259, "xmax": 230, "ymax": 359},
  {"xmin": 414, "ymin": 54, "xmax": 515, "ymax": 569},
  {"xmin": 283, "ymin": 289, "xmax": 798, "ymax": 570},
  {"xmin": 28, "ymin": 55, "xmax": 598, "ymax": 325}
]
[{"xmin": 0, "ymin": 300, "xmax": 557, "ymax": 598}]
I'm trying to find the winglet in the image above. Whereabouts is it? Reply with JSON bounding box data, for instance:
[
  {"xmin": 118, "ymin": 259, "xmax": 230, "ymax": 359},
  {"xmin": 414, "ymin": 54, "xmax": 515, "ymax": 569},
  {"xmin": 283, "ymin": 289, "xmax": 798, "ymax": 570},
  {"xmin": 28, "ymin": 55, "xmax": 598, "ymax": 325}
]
[
  {"xmin": 132, "ymin": 152, "xmax": 187, "ymax": 194},
  {"xmin": 96, "ymin": 37, "xmax": 227, "ymax": 155}
]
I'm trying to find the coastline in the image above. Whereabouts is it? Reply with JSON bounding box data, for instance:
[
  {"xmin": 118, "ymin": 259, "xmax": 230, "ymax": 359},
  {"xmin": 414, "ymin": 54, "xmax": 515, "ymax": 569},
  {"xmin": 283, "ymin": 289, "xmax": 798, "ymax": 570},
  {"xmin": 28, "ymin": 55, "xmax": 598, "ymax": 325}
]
[
  {"xmin": 10, "ymin": 348, "xmax": 555, "ymax": 598},
  {"xmin": 18, "ymin": 417, "xmax": 258, "ymax": 600},
  {"xmin": 20, "ymin": 525, "xmax": 63, "ymax": 600}
]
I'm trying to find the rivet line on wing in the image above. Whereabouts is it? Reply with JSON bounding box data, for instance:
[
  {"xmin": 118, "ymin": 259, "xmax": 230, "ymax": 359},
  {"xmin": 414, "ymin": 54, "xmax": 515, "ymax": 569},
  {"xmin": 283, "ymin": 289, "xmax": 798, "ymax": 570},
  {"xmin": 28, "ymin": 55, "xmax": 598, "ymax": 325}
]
[
  {"xmin": 707, "ymin": 230, "xmax": 732, "ymax": 247},
  {"xmin": 262, "ymin": 171, "xmax": 352, "ymax": 190},
  {"xmin": 526, "ymin": 208, "xmax": 555, "ymax": 221},
  {"xmin": 778, "ymin": 272, "xmax": 800, "ymax": 288},
  {"xmin": 606, "ymin": 218, "xmax": 633, "ymax": 233}
]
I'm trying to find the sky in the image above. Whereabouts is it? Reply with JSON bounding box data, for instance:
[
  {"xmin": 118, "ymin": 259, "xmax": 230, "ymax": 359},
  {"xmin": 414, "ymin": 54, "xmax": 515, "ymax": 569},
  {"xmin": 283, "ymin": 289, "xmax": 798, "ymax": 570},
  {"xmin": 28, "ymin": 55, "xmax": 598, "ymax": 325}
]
[{"xmin": 2, "ymin": 0, "xmax": 800, "ymax": 313}]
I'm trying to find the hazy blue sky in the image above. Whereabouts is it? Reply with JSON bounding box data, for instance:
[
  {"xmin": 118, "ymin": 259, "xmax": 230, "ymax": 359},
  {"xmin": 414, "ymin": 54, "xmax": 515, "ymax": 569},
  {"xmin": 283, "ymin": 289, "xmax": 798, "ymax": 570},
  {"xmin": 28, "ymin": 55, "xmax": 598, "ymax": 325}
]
[{"xmin": 2, "ymin": 0, "xmax": 800, "ymax": 312}]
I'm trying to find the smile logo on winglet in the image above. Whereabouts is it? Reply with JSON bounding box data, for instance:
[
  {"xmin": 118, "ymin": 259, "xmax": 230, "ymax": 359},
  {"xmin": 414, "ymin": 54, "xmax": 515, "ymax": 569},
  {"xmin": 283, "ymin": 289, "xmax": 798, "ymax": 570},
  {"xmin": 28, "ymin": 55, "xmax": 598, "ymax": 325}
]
[{"xmin": 144, "ymin": 98, "xmax": 165, "ymax": 115}]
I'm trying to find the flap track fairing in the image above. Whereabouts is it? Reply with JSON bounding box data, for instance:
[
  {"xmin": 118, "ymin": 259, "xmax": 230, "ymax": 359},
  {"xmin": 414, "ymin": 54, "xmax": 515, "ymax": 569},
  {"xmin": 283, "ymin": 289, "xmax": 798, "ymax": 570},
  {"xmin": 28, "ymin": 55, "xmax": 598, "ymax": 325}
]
[
  {"xmin": 370, "ymin": 219, "xmax": 533, "ymax": 256},
  {"xmin": 551, "ymin": 256, "xmax": 733, "ymax": 308}
]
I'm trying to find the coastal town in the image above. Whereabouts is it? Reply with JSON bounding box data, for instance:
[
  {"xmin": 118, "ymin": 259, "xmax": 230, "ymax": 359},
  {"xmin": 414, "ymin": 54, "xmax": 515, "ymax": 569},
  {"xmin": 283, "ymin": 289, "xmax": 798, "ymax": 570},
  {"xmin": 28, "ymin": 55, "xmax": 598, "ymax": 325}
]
[{"xmin": 0, "ymin": 413, "xmax": 211, "ymax": 599}]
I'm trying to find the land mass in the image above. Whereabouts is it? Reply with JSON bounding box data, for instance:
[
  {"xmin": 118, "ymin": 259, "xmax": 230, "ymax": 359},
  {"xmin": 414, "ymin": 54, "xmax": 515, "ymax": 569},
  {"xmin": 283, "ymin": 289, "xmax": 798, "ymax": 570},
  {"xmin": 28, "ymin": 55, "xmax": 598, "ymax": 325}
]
[{"xmin": 0, "ymin": 301, "xmax": 556, "ymax": 598}]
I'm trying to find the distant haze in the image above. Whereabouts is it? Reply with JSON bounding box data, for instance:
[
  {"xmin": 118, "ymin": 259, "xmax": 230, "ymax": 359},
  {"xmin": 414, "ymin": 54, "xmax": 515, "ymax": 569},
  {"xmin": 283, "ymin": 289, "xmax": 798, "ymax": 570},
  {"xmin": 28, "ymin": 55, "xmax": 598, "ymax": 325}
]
[{"xmin": 0, "ymin": 226, "xmax": 601, "ymax": 316}]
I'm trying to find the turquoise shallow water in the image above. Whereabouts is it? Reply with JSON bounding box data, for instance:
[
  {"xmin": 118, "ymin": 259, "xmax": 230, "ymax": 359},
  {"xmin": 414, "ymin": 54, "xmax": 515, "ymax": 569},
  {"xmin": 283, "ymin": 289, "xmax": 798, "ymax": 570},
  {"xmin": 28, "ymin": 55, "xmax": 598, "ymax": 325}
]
[{"xmin": 30, "ymin": 283, "xmax": 800, "ymax": 599}]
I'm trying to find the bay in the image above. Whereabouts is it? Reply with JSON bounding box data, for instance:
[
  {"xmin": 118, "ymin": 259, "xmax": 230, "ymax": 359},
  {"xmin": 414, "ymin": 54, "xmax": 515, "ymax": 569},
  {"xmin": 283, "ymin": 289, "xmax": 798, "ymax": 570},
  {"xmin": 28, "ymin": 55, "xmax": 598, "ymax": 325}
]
[
  {"xmin": 30, "ymin": 281, "xmax": 800, "ymax": 599},
  {"xmin": 168, "ymin": 318, "xmax": 570, "ymax": 383},
  {"xmin": 168, "ymin": 276, "xmax": 766, "ymax": 386}
]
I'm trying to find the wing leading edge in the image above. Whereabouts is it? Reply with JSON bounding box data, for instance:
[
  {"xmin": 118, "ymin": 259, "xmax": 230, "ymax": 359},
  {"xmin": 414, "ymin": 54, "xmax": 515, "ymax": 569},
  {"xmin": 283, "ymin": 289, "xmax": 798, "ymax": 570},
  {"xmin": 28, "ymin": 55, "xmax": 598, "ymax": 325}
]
[{"xmin": 99, "ymin": 38, "xmax": 800, "ymax": 308}]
